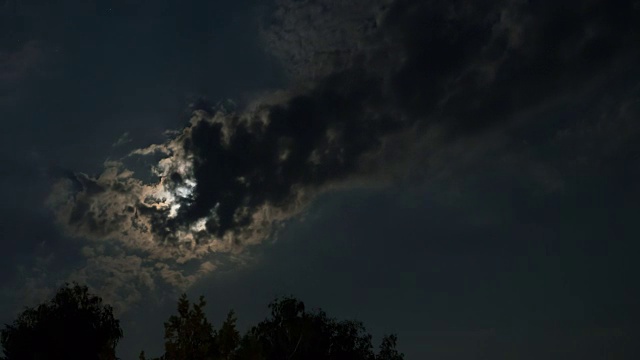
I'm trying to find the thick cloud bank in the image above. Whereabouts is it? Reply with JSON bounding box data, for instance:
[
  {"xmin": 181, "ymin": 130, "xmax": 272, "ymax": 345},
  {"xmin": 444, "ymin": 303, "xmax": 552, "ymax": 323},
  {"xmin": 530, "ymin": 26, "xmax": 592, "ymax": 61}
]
[{"xmin": 47, "ymin": 0, "xmax": 640, "ymax": 304}]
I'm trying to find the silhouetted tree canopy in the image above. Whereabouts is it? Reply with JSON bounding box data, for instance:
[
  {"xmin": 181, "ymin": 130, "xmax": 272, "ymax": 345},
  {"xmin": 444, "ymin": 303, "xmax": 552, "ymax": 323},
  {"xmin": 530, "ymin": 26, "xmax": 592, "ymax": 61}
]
[
  {"xmin": 216, "ymin": 310, "xmax": 240, "ymax": 360},
  {"xmin": 163, "ymin": 294, "xmax": 215, "ymax": 360},
  {"xmin": 142, "ymin": 295, "xmax": 404, "ymax": 360},
  {"xmin": 1, "ymin": 284, "xmax": 402, "ymax": 360},
  {"xmin": 0, "ymin": 283, "xmax": 123, "ymax": 360}
]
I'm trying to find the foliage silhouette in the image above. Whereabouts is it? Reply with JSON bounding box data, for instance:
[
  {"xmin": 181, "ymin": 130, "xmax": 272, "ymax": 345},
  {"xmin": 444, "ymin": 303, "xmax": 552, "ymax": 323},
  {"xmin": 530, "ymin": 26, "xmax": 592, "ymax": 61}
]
[
  {"xmin": 0, "ymin": 282, "xmax": 123, "ymax": 360},
  {"xmin": 142, "ymin": 295, "xmax": 404, "ymax": 360},
  {"xmin": 163, "ymin": 294, "xmax": 215, "ymax": 360},
  {"xmin": 1, "ymin": 284, "xmax": 403, "ymax": 360},
  {"xmin": 216, "ymin": 310, "xmax": 240, "ymax": 360},
  {"xmin": 376, "ymin": 334, "xmax": 404, "ymax": 360}
]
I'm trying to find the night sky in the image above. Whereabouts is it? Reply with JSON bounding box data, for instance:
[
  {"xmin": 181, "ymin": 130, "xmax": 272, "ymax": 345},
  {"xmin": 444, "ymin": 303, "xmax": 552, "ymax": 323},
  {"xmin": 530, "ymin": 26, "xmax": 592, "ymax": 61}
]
[{"xmin": 1, "ymin": 0, "xmax": 640, "ymax": 359}]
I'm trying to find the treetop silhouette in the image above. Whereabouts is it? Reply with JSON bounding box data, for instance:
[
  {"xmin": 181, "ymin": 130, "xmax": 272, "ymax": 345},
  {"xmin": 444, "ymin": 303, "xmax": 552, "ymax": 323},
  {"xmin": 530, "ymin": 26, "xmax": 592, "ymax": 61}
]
[
  {"xmin": 142, "ymin": 295, "xmax": 404, "ymax": 360},
  {"xmin": 1, "ymin": 285, "xmax": 403, "ymax": 360},
  {"xmin": 0, "ymin": 282, "xmax": 123, "ymax": 360}
]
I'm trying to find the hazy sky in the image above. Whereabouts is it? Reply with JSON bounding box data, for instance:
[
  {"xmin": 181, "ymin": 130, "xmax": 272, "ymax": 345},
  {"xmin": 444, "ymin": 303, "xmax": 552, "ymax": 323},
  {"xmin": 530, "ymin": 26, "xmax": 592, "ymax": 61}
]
[{"xmin": 1, "ymin": 0, "xmax": 639, "ymax": 359}]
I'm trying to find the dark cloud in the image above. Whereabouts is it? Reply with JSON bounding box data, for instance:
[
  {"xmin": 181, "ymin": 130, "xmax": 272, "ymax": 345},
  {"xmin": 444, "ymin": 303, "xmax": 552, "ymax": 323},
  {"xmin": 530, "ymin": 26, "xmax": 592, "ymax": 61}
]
[
  {"xmin": 388, "ymin": 0, "xmax": 640, "ymax": 133},
  {"xmin": 175, "ymin": 71, "xmax": 400, "ymax": 236},
  {"xmin": 47, "ymin": 0, "xmax": 640, "ymax": 298},
  {"xmin": 261, "ymin": 0, "xmax": 393, "ymax": 80}
]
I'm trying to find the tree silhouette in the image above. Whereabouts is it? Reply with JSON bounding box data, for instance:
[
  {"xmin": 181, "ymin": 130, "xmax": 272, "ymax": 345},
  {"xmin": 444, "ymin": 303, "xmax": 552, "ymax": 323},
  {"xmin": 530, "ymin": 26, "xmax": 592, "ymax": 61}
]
[
  {"xmin": 0, "ymin": 283, "xmax": 123, "ymax": 360},
  {"xmin": 376, "ymin": 334, "xmax": 404, "ymax": 360},
  {"xmin": 142, "ymin": 295, "xmax": 404, "ymax": 360},
  {"xmin": 216, "ymin": 311, "xmax": 240, "ymax": 360},
  {"xmin": 247, "ymin": 297, "xmax": 378, "ymax": 360},
  {"xmin": 163, "ymin": 294, "xmax": 216, "ymax": 360},
  {"xmin": 3, "ymin": 282, "xmax": 402, "ymax": 360}
]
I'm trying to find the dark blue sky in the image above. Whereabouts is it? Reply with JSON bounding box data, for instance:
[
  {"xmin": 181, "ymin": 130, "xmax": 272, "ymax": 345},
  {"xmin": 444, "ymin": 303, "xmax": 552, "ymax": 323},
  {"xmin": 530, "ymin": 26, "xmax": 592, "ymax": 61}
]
[{"xmin": 1, "ymin": 0, "xmax": 639, "ymax": 359}]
